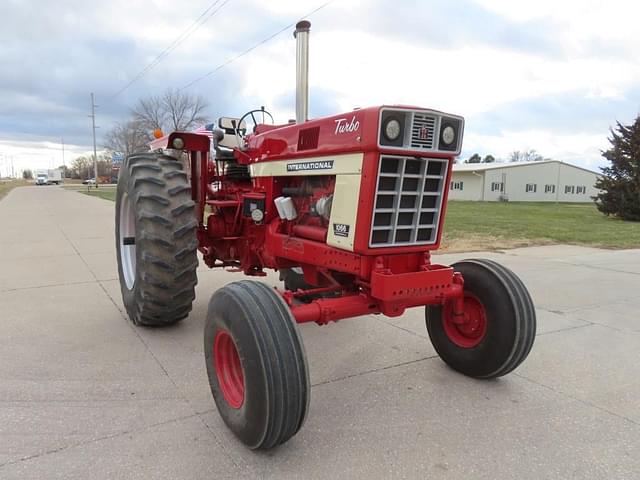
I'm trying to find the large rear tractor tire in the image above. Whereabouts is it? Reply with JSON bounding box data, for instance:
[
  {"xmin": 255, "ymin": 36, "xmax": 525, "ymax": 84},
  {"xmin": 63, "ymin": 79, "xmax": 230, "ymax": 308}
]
[
  {"xmin": 425, "ymin": 259, "xmax": 536, "ymax": 378},
  {"xmin": 115, "ymin": 152, "xmax": 198, "ymax": 326},
  {"xmin": 204, "ymin": 281, "xmax": 310, "ymax": 449}
]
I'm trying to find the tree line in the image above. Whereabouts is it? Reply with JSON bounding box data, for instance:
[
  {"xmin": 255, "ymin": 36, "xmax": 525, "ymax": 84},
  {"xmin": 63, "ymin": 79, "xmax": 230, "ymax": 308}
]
[{"xmin": 462, "ymin": 149, "xmax": 547, "ymax": 164}]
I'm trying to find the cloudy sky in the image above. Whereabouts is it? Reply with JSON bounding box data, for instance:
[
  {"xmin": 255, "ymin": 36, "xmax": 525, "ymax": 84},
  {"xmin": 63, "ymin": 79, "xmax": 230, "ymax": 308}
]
[{"xmin": 1, "ymin": 0, "xmax": 639, "ymax": 175}]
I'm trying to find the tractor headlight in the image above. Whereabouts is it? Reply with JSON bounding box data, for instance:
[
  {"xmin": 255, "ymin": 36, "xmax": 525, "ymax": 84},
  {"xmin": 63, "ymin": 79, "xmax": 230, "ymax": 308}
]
[
  {"xmin": 438, "ymin": 118, "xmax": 461, "ymax": 152},
  {"xmin": 384, "ymin": 118, "xmax": 401, "ymax": 141},
  {"xmin": 172, "ymin": 137, "xmax": 185, "ymax": 150},
  {"xmin": 441, "ymin": 126, "xmax": 455, "ymax": 145}
]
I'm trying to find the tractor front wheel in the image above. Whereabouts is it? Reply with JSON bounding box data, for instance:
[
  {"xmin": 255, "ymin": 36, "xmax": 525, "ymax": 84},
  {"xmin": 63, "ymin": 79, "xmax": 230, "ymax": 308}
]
[
  {"xmin": 425, "ymin": 259, "xmax": 536, "ymax": 378},
  {"xmin": 204, "ymin": 281, "xmax": 310, "ymax": 449}
]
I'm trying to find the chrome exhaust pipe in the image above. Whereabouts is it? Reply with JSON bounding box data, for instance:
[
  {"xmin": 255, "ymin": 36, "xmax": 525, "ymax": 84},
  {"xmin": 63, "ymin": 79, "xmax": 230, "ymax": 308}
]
[{"xmin": 294, "ymin": 20, "xmax": 310, "ymax": 123}]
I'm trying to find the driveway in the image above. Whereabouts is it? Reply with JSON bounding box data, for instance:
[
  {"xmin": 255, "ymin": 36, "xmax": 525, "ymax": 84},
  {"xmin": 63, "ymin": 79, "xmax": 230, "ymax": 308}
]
[{"xmin": 1, "ymin": 186, "xmax": 639, "ymax": 479}]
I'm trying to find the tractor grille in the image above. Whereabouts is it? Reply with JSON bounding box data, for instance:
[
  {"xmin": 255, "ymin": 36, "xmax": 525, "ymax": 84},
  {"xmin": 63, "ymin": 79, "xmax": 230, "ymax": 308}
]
[
  {"xmin": 410, "ymin": 113, "xmax": 437, "ymax": 150},
  {"xmin": 370, "ymin": 155, "xmax": 447, "ymax": 247}
]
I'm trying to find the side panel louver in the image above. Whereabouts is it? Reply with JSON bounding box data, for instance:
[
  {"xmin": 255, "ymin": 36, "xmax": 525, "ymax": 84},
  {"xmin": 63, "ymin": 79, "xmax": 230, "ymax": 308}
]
[{"xmin": 297, "ymin": 126, "xmax": 320, "ymax": 151}]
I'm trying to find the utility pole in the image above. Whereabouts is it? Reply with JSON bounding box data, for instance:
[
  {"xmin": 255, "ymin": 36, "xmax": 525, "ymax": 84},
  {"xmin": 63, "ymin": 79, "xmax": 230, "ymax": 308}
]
[
  {"xmin": 11, "ymin": 156, "xmax": 15, "ymax": 179},
  {"xmin": 61, "ymin": 137, "xmax": 66, "ymax": 180},
  {"xmin": 90, "ymin": 93, "xmax": 99, "ymax": 189}
]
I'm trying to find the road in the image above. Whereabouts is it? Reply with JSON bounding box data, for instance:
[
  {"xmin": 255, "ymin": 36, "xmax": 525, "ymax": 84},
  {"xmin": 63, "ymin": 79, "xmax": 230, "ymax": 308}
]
[{"xmin": 1, "ymin": 186, "xmax": 639, "ymax": 479}]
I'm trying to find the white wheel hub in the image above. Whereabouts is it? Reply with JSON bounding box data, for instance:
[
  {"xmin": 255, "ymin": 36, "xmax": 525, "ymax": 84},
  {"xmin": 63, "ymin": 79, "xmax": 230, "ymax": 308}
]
[{"xmin": 119, "ymin": 192, "xmax": 136, "ymax": 290}]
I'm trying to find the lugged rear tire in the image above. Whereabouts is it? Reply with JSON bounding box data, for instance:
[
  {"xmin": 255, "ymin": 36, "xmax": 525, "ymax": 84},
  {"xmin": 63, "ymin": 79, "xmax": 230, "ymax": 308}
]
[
  {"xmin": 425, "ymin": 259, "xmax": 536, "ymax": 378},
  {"xmin": 115, "ymin": 152, "xmax": 198, "ymax": 326},
  {"xmin": 204, "ymin": 281, "xmax": 310, "ymax": 449}
]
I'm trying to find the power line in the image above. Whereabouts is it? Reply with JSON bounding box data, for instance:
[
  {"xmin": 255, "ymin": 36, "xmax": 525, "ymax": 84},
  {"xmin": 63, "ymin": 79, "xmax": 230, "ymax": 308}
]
[
  {"xmin": 180, "ymin": 0, "xmax": 335, "ymax": 91},
  {"xmin": 112, "ymin": 0, "xmax": 232, "ymax": 98}
]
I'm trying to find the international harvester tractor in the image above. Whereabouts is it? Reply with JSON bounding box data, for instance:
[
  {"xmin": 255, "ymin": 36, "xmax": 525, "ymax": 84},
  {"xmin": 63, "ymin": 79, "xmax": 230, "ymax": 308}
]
[{"xmin": 115, "ymin": 21, "xmax": 536, "ymax": 449}]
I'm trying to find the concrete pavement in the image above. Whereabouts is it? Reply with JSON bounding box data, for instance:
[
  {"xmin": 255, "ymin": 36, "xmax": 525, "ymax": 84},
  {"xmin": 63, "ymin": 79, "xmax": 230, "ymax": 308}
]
[{"xmin": 1, "ymin": 186, "xmax": 639, "ymax": 479}]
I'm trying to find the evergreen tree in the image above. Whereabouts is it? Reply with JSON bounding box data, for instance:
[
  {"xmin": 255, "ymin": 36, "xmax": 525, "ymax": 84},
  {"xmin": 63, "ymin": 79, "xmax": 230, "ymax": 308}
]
[{"xmin": 594, "ymin": 117, "xmax": 640, "ymax": 221}]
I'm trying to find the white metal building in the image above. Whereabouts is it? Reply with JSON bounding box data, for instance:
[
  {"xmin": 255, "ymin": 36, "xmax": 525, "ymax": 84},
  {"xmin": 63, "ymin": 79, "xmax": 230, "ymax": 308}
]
[{"xmin": 448, "ymin": 160, "xmax": 601, "ymax": 202}]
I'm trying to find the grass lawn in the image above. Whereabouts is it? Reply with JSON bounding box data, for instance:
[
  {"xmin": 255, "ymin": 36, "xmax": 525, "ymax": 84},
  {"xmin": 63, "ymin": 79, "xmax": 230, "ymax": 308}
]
[
  {"xmin": 63, "ymin": 183, "xmax": 117, "ymax": 201},
  {"xmin": 441, "ymin": 201, "xmax": 640, "ymax": 251},
  {"xmin": 79, "ymin": 187, "xmax": 117, "ymax": 202},
  {"xmin": 0, "ymin": 179, "xmax": 28, "ymax": 201}
]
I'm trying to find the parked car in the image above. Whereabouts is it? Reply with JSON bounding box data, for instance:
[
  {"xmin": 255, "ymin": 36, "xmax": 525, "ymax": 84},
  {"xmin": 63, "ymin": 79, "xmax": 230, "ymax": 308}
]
[{"xmin": 82, "ymin": 178, "xmax": 96, "ymax": 185}]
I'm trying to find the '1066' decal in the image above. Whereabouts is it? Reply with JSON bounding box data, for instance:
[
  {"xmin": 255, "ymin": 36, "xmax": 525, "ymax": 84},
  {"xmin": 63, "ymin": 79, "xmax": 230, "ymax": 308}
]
[{"xmin": 333, "ymin": 223, "xmax": 350, "ymax": 237}]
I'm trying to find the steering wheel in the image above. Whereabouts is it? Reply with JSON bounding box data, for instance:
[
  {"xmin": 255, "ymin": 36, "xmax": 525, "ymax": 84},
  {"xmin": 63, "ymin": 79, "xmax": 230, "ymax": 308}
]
[{"xmin": 236, "ymin": 107, "xmax": 275, "ymax": 139}]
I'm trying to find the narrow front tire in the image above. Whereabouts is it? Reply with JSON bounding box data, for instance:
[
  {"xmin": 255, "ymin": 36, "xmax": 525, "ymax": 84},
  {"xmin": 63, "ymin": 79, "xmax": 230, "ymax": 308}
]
[
  {"xmin": 426, "ymin": 259, "xmax": 536, "ymax": 378},
  {"xmin": 204, "ymin": 281, "xmax": 310, "ymax": 449}
]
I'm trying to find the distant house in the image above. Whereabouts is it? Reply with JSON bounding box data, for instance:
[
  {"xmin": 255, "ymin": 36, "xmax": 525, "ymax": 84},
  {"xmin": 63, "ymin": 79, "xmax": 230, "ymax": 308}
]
[{"xmin": 449, "ymin": 160, "xmax": 601, "ymax": 202}]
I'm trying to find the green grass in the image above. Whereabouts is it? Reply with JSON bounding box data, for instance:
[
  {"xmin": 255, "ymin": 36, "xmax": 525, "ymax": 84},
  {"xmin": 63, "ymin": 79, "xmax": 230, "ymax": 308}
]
[
  {"xmin": 78, "ymin": 187, "xmax": 117, "ymax": 202},
  {"xmin": 65, "ymin": 183, "xmax": 117, "ymax": 201},
  {"xmin": 442, "ymin": 201, "xmax": 640, "ymax": 250},
  {"xmin": 0, "ymin": 179, "xmax": 28, "ymax": 201}
]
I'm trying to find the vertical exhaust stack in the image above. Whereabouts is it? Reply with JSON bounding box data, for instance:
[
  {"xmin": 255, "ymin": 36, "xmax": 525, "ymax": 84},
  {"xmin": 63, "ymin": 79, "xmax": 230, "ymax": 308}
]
[{"xmin": 294, "ymin": 20, "xmax": 311, "ymax": 123}]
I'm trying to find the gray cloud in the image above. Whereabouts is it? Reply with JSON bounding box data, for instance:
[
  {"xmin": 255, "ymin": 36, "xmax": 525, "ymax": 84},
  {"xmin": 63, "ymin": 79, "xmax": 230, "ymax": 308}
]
[
  {"xmin": 468, "ymin": 88, "xmax": 640, "ymax": 136},
  {"xmin": 311, "ymin": 0, "xmax": 563, "ymax": 57},
  {"xmin": 0, "ymin": 0, "xmax": 293, "ymax": 150},
  {"xmin": 0, "ymin": 0, "xmax": 638, "ymax": 173}
]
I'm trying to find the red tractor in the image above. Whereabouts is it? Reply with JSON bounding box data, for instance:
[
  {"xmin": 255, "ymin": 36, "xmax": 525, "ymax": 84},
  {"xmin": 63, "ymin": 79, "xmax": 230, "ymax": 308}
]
[{"xmin": 115, "ymin": 21, "xmax": 535, "ymax": 449}]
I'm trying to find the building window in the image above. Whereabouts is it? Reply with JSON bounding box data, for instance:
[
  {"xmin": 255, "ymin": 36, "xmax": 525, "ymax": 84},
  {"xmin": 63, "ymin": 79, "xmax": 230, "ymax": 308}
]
[
  {"xmin": 491, "ymin": 182, "xmax": 504, "ymax": 192},
  {"xmin": 545, "ymin": 184, "xmax": 555, "ymax": 194},
  {"xmin": 565, "ymin": 185, "xmax": 575, "ymax": 194},
  {"xmin": 525, "ymin": 183, "xmax": 537, "ymax": 193},
  {"xmin": 451, "ymin": 181, "xmax": 464, "ymax": 191},
  {"xmin": 576, "ymin": 186, "xmax": 586, "ymax": 194}
]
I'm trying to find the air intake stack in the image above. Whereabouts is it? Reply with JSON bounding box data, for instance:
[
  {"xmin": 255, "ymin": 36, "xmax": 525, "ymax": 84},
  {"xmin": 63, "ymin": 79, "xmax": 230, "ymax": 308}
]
[{"xmin": 294, "ymin": 20, "xmax": 311, "ymax": 123}]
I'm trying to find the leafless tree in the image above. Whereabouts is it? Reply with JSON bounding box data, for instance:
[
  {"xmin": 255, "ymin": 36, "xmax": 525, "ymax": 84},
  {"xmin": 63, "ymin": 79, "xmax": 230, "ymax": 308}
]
[
  {"xmin": 132, "ymin": 88, "xmax": 209, "ymax": 132},
  {"xmin": 132, "ymin": 95, "xmax": 166, "ymax": 131},
  {"xmin": 70, "ymin": 154, "xmax": 112, "ymax": 179},
  {"xmin": 104, "ymin": 120, "xmax": 151, "ymax": 157}
]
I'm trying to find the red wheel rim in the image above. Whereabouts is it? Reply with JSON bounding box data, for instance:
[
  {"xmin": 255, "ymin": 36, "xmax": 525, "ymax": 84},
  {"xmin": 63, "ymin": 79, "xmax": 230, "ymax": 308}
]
[
  {"xmin": 213, "ymin": 330, "xmax": 244, "ymax": 409},
  {"xmin": 443, "ymin": 294, "xmax": 487, "ymax": 348}
]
